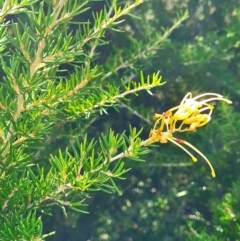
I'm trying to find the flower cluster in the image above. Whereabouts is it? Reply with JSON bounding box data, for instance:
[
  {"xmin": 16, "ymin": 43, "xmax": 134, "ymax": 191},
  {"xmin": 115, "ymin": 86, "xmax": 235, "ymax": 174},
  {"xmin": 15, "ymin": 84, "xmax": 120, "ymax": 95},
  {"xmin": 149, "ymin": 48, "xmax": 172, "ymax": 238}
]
[{"xmin": 145, "ymin": 92, "xmax": 232, "ymax": 177}]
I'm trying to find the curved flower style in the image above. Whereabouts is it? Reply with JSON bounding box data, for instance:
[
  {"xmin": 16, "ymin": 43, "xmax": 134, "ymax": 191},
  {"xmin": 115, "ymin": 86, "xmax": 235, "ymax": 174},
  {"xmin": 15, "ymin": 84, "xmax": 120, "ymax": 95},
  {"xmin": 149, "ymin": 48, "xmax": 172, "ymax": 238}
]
[{"xmin": 145, "ymin": 92, "xmax": 232, "ymax": 177}]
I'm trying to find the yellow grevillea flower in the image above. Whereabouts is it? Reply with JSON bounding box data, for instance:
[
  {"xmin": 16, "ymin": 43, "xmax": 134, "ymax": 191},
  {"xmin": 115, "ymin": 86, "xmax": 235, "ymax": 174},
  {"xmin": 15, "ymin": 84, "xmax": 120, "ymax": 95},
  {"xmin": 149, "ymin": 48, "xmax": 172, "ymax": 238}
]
[{"xmin": 145, "ymin": 92, "xmax": 232, "ymax": 177}]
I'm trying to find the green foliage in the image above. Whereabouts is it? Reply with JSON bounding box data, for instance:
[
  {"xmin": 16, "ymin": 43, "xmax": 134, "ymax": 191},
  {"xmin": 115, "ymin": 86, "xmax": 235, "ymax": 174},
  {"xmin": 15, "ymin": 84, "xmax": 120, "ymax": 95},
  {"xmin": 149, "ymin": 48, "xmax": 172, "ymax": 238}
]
[
  {"xmin": 0, "ymin": 0, "xmax": 239, "ymax": 241},
  {"xmin": 0, "ymin": 0, "xmax": 185, "ymax": 239}
]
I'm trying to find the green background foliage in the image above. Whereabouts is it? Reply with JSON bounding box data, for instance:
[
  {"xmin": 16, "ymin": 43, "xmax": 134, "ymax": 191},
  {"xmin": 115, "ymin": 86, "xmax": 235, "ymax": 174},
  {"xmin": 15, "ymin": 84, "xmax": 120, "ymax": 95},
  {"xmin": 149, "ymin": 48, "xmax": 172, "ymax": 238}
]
[{"xmin": 0, "ymin": 0, "xmax": 239, "ymax": 240}]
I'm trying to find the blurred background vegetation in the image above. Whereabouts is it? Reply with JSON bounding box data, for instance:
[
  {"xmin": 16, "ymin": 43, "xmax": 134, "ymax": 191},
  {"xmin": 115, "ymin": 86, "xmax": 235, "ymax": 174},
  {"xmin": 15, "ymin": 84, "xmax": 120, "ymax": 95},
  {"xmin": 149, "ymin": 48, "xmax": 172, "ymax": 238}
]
[{"xmin": 46, "ymin": 0, "xmax": 240, "ymax": 240}]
